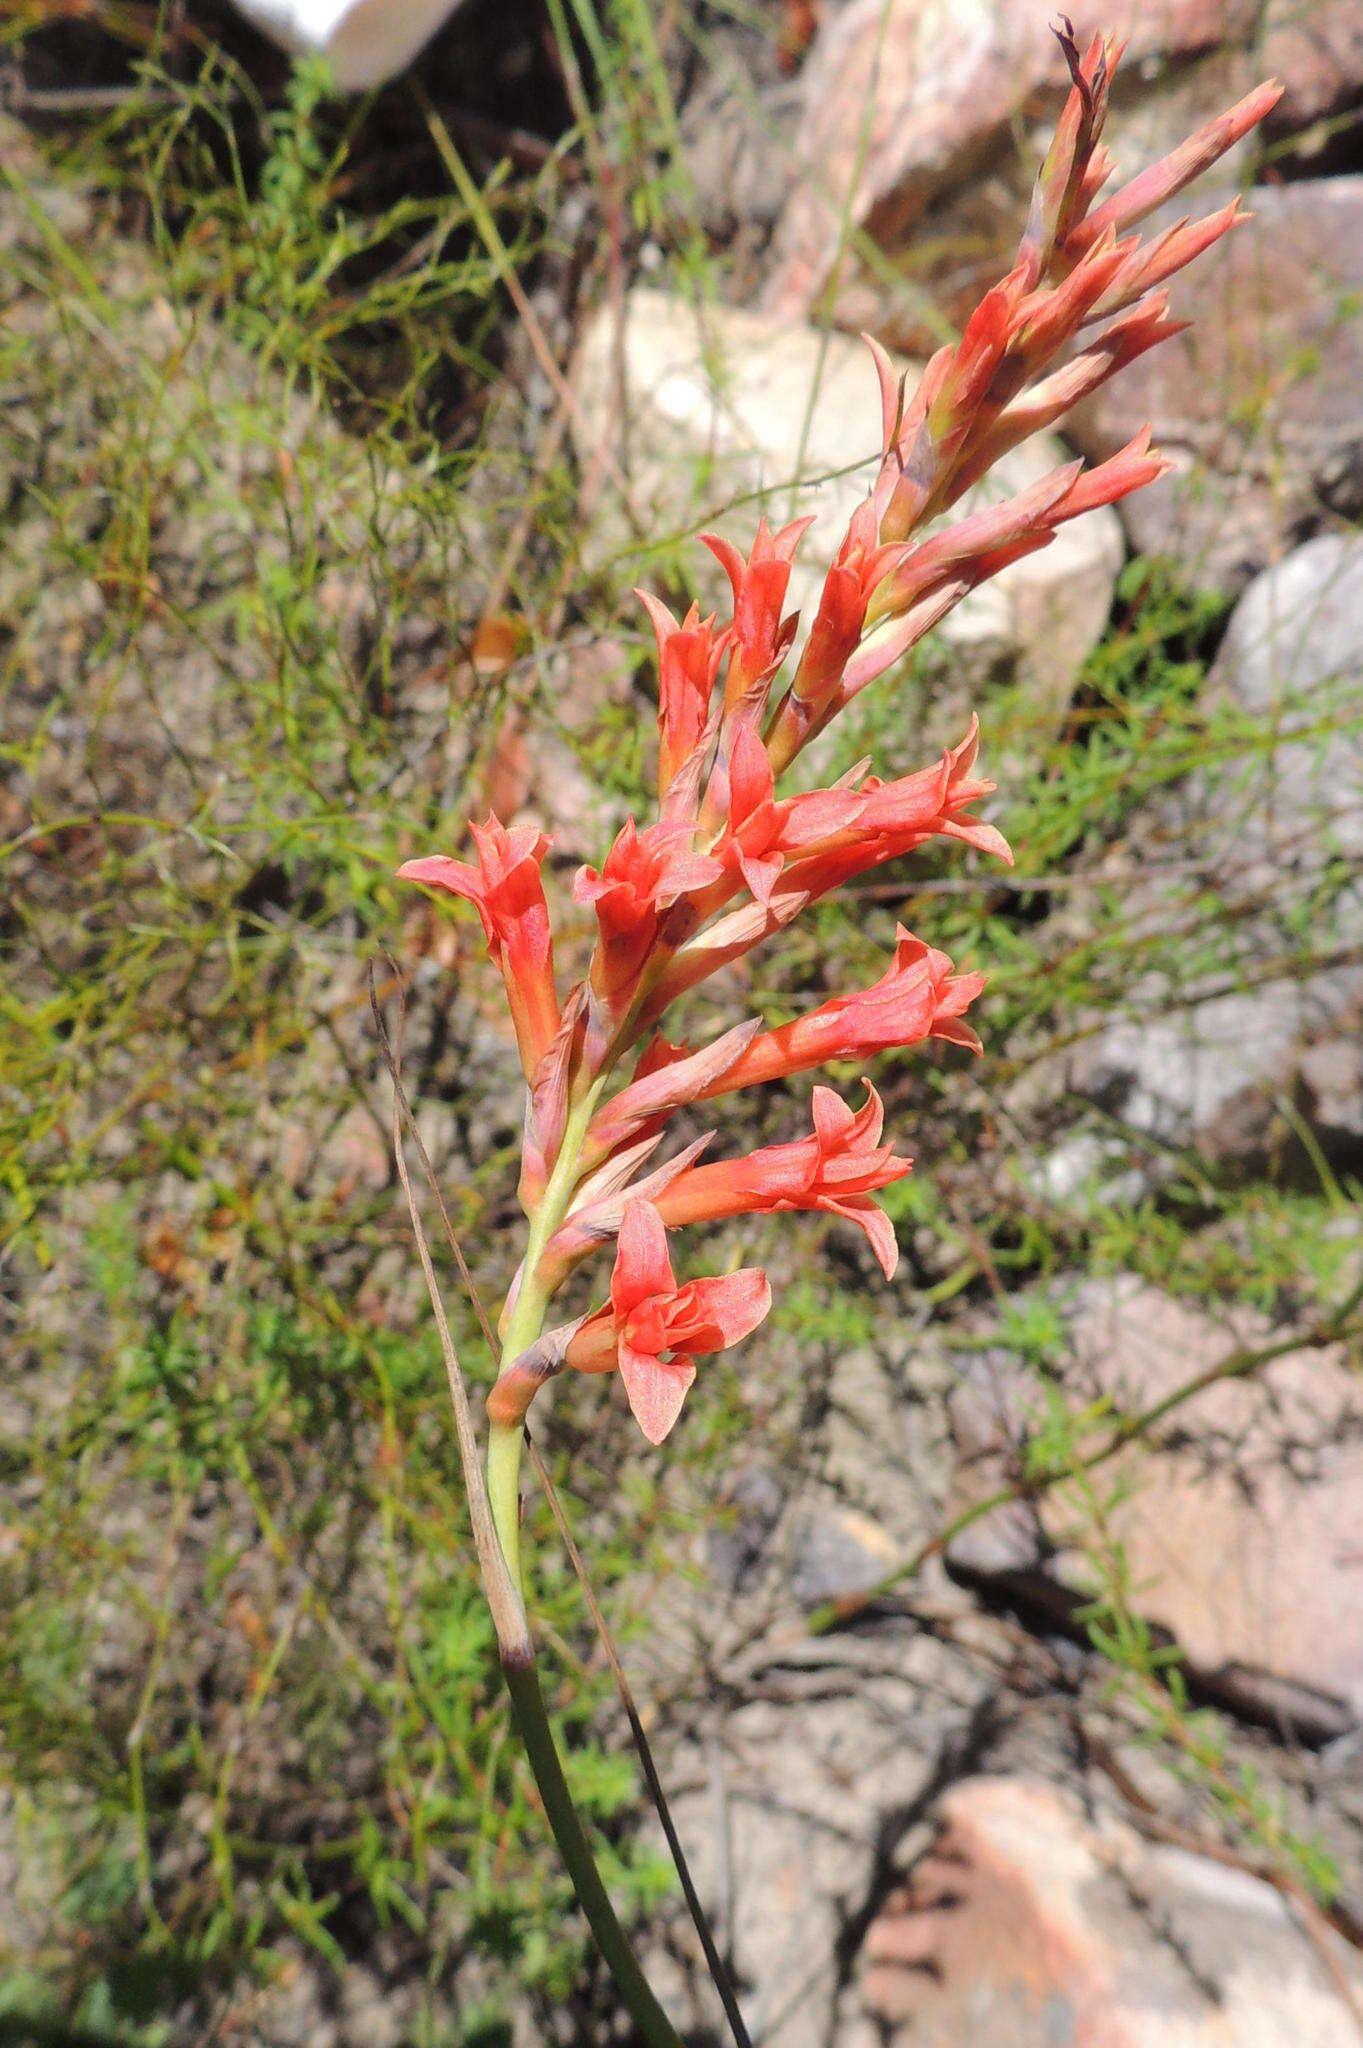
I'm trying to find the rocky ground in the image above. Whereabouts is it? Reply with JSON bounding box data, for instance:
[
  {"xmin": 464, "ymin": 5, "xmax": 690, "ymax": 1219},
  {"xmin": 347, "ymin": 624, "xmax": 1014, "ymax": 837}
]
[{"xmin": 2, "ymin": 2, "xmax": 1362, "ymax": 2045}]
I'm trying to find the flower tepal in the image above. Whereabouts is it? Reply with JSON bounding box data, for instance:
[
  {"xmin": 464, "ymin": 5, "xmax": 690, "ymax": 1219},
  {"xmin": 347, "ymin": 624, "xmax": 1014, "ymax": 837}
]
[{"xmin": 565, "ymin": 1199, "xmax": 772, "ymax": 1443}]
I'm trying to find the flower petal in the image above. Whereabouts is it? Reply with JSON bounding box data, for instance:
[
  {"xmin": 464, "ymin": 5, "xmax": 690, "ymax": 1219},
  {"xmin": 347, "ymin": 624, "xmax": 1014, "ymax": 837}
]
[
  {"xmin": 669, "ymin": 1268, "xmax": 772, "ymax": 1353},
  {"xmin": 617, "ymin": 1341, "xmax": 696, "ymax": 1445},
  {"xmin": 837, "ymin": 1197, "xmax": 900, "ymax": 1280},
  {"xmin": 396, "ymin": 854, "xmax": 482, "ymax": 900},
  {"xmin": 612, "ymin": 1198, "xmax": 676, "ymax": 1317}
]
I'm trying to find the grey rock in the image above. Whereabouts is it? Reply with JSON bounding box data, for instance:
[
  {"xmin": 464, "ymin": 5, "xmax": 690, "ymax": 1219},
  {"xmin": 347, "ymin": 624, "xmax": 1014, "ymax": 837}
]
[
  {"xmin": 1060, "ymin": 534, "xmax": 1363, "ymax": 1166},
  {"xmin": 707, "ymin": 1462, "xmax": 786, "ymax": 1593},
  {"xmin": 1263, "ymin": 0, "xmax": 1363, "ymax": 132},
  {"xmin": 788, "ymin": 1503, "xmax": 902, "ymax": 1608}
]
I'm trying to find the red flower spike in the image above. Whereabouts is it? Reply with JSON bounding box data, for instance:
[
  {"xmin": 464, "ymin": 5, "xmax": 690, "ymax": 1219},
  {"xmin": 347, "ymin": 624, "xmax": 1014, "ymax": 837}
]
[
  {"xmin": 654, "ymin": 1082, "xmax": 912, "ymax": 1279},
  {"xmin": 565, "ymin": 1200, "xmax": 772, "ymax": 1444},
  {"xmin": 694, "ymin": 928, "xmax": 986, "ymax": 1100},
  {"xmin": 574, "ymin": 817, "xmax": 723, "ymax": 1018},
  {"xmin": 637, "ymin": 591, "xmax": 727, "ymax": 813},
  {"xmin": 398, "ymin": 815, "xmax": 559, "ymax": 1081}
]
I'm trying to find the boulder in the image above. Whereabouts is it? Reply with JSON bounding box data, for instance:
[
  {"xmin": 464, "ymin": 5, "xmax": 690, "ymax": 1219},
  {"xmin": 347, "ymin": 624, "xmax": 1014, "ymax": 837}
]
[
  {"xmin": 572, "ymin": 289, "xmax": 1122, "ymax": 718},
  {"xmin": 1263, "ymin": 0, "xmax": 1363, "ymax": 132},
  {"xmin": 862, "ymin": 1776, "xmax": 1363, "ymax": 2044},
  {"xmin": 946, "ymin": 1275, "xmax": 1363, "ymax": 1741},
  {"xmin": 1057, "ymin": 533, "xmax": 1363, "ymax": 1167},
  {"xmin": 761, "ymin": 0, "xmax": 1260, "ymax": 324},
  {"xmin": 228, "ymin": 0, "xmax": 469, "ymax": 88}
]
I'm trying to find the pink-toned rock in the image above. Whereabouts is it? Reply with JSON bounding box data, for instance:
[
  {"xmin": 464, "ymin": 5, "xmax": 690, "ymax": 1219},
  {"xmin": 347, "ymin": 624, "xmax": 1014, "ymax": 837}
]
[
  {"xmin": 1263, "ymin": 0, "xmax": 1363, "ymax": 130},
  {"xmin": 1067, "ymin": 178, "xmax": 1363, "ymax": 590},
  {"xmin": 764, "ymin": 0, "xmax": 1260, "ymax": 319},
  {"xmin": 862, "ymin": 1777, "xmax": 1363, "ymax": 2044},
  {"xmin": 948, "ymin": 1276, "xmax": 1363, "ymax": 1740}
]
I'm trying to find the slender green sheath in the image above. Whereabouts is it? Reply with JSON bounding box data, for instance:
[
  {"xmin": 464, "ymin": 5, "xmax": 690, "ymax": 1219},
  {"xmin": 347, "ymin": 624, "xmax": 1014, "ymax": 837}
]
[{"xmin": 502, "ymin": 1651, "xmax": 685, "ymax": 2048}]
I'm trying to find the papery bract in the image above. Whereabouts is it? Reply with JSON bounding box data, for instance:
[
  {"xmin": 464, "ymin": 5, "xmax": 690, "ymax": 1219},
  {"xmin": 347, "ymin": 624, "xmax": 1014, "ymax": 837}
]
[{"xmin": 564, "ymin": 1200, "xmax": 772, "ymax": 1443}]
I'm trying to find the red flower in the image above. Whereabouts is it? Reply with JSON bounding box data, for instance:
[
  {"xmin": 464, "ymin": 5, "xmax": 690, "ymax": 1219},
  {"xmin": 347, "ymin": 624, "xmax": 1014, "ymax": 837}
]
[
  {"xmin": 637, "ymin": 592, "xmax": 727, "ymax": 814},
  {"xmin": 399, "ymin": 815, "xmax": 559, "ymax": 1080},
  {"xmin": 565, "ymin": 1199, "xmax": 771, "ymax": 1443},
  {"xmin": 697, "ymin": 928, "xmax": 985, "ymax": 1097},
  {"xmin": 854, "ymin": 719, "xmax": 1013, "ymax": 865},
  {"xmin": 766, "ymin": 720, "xmax": 1012, "ymax": 900},
  {"xmin": 718, "ymin": 724, "xmax": 867, "ymax": 907},
  {"xmin": 640, "ymin": 726, "xmax": 1009, "ymax": 1025},
  {"xmin": 574, "ymin": 818, "xmax": 723, "ymax": 1018},
  {"xmin": 767, "ymin": 501, "xmax": 909, "ymax": 772},
  {"xmin": 854, "ymin": 435, "xmax": 1168, "ymax": 701},
  {"xmin": 702, "ymin": 515, "xmax": 812, "ymax": 717},
  {"xmin": 654, "ymin": 1082, "xmax": 910, "ymax": 1278}
]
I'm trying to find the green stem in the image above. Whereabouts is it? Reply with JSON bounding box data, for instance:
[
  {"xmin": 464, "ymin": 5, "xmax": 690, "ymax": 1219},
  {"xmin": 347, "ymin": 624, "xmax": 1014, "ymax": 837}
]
[
  {"xmin": 487, "ymin": 1083, "xmax": 602, "ymax": 1587},
  {"xmin": 502, "ymin": 1651, "xmax": 685, "ymax": 2048},
  {"xmin": 483, "ymin": 1079, "xmax": 685, "ymax": 2045}
]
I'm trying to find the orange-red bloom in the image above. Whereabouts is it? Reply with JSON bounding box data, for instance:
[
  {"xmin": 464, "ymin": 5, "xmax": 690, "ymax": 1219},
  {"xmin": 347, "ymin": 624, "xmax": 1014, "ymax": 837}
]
[
  {"xmin": 717, "ymin": 724, "xmax": 866, "ymax": 907},
  {"xmin": 565, "ymin": 1199, "xmax": 771, "ymax": 1443},
  {"xmin": 574, "ymin": 818, "xmax": 723, "ymax": 1017},
  {"xmin": 703, "ymin": 515, "xmax": 812, "ymax": 716},
  {"xmin": 698, "ymin": 929, "xmax": 985, "ymax": 1097},
  {"xmin": 637, "ymin": 592, "xmax": 728, "ymax": 815},
  {"xmin": 399, "ymin": 815, "xmax": 559, "ymax": 1080},
  {"xmin": 660, "ymin": 1083, "xmax": 910, "ymax": 1277}
]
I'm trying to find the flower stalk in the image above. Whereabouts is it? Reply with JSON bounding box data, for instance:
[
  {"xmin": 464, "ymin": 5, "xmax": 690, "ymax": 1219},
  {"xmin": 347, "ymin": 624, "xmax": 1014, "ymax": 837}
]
[{"xmin": 394, "ymin": 23, "xmax": 1281, "ymax": 2036}]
